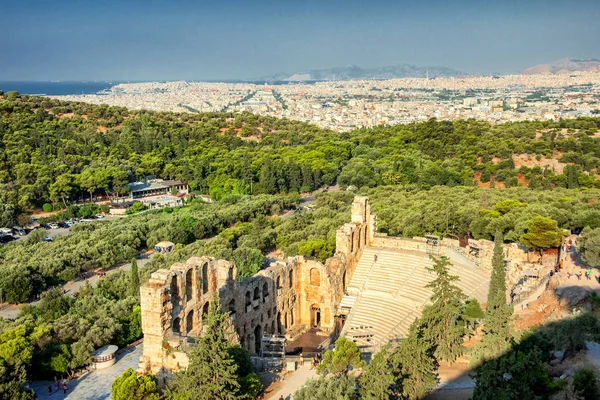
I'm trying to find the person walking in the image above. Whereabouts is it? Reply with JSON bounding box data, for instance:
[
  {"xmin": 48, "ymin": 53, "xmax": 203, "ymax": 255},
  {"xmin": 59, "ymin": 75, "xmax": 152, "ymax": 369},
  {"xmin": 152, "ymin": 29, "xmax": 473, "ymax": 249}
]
[
  {"xmin": 299, "ymin": 353, "xmax": 304, "ymax": 366},
  {"xmin": 62, "ymin": 381, "xmax": 68, "ymax": 394}
]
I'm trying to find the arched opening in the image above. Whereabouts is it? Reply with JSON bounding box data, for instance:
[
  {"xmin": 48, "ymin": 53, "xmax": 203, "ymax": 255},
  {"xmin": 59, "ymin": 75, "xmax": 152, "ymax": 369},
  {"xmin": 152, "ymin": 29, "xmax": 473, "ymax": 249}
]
[
  {"xmin": 310, "ymin": 268, "xmax": 321, "ymax": 286},
  {"xmin": 172, "ymin": 317, "xmax": 181, "ymax": 334},
  {"xmin": 276, "ymin": 276, "xmax": 281, "ymax": 289},
  {"xmin": 202, "ymin": 263, "xmax": 209, "ymax": 294},
  {"xmin": 310, "ymin": 304, "xmax": 321, "ymax": 328},
  {"xmin": 245, "ymin": 291, "xmax": 251, "ymax": 310},
  {"xmin": 358, "ymin": 229, "xmax": 362, "ymax": 250},
  {"xmin": 284, "ymin": 313, "xmax": 288, "ymax": 329},
  {"xmin": 277, "ymin": 312, "xmax": 283, "ymax": 334},
  {"xmin": 350, "ymin": 231, "xmax": 355, "ymax": 252},
  {"xmin": 185, "ymin": 269, "xmax": 193, "ymax": 302},
  {"xmin": 262, "ymin": 282, "xmax": 268, "ymax": 303},
  {"xmin": 342, "ymin": 270, "xmax": 347, "ymax": 293},
  {"xmin": 186, "ymin": 309, "xmax": 194, "ymax": 335},
  {"xmin": 254, "ymin": 325, "xmax": 263, "ymax": 355},
  {"xmin": 271, "ymin": 321, "xmax": 276, "ymax": 335},
  {"xmin": 288, "ymin": 269, "xmax": 293, "ymax": 288},
  {"xmin": 253, "ymin": 287, "xmax": 260, "ymax": 300},
  {"xmin": 290, "ymin": 310, "xmax": 294, "ymax": 326},
  {"xmin": 170, "ymin": 275, "xmax": 180, "ymax": 305},
  {"xmin": 202, "ymin": 301, "xmax": 209, "ymax": 320},
  {"xmin": 363, "ymin": 226, "xmax": 367, "ymax": 246}
]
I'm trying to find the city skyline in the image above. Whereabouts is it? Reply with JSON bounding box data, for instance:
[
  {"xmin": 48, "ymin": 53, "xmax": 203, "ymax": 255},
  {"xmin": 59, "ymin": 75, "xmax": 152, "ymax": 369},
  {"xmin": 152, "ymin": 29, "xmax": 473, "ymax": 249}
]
[{"xmin": 1, "ymin": 0, "xmax": 599, "ymax": 81}]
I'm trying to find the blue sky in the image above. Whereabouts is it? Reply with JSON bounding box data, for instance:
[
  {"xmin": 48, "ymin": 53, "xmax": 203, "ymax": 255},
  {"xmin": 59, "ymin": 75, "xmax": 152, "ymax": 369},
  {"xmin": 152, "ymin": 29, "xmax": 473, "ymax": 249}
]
[{"xmin": 1, "ymin": 0, "xmax": 599, "ymax": 80}]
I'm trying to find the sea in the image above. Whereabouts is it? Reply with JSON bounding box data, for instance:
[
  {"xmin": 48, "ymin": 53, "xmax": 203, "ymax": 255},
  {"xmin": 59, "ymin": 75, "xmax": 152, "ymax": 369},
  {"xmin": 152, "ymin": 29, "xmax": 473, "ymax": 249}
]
[
  {"xmin": 0, "ymin": 80, "xmax": 322, "ymax": 97},
  {"xmin": 0, "ymin": 81, "xmax": 118, "ymax": 96}
]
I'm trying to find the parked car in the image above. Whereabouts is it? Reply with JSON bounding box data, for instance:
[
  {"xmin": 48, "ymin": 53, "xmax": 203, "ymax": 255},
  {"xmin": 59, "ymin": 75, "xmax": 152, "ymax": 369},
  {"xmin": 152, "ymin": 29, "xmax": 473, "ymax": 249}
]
[
  {"xmin": 95, "ymin": 214, "xmax": 105, "ymax": 219},
  {"xmin": 40, "ymin": 223, "xmax": 51, "ymax": 230},
  {"xmin": 48, "ymin": 223, "xmax": 59, "ymax": 229},
  {"xmin": 57, "ymin": 222, "xmax": 70, "ymax": 228},
  {"xmin": 0, "ymin": 235, "xmax": 16, "ymax": 243},
  {"xmin": 44, "ymin": 236, "xmax": 53, "ymax": 242},
  {"xmin": 12, "ymin": 226, "xmax": 26, "ymax": 236}
]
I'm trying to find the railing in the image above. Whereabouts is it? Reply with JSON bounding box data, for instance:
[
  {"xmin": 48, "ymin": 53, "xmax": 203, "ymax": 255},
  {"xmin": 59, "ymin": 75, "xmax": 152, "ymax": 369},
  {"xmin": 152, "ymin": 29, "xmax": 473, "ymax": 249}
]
[
  {"xmin": 511, "ymin": 273, "xmax": 550, "ymax": 306},
  {"xmin": 448, "ymin": 245, "xmax": 481, "ymax": 268}
]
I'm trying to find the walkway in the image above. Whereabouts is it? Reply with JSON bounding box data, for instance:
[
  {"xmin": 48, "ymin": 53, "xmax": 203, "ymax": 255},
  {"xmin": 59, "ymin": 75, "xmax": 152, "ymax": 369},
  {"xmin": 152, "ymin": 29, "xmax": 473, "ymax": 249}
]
[
  {"xmin": 265, "ymin": 363, "xmax": 317, "ymax": 400},
  {"xmin": 0, "ymin": 256, "xmax": 152, "ymax": 319},
  {"xmin": 30, "ymin": 344, "xmax": 143, "ymax": 400}
]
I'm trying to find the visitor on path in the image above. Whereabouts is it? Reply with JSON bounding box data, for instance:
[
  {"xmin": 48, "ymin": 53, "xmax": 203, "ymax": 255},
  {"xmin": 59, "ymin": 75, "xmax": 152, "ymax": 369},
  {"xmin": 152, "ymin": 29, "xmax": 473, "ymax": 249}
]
[
  {"xmin": 374, "ymin": 254, "xmax": 378, "ymax": 262},
  {"xmin": 62, "ymin": 381, "xmax": 68, "ymax": 394},
  {"xmin": 576, "ymin": 272, "xmax": 582, "ymax": 281},
  {"xmin": 587, "ymin": 269, "xmax": 593, "ymax": 280},
  {"xmin": 310, "ymin": 357, "xmax": 315, "ymax": 369},
  {"xmin": 299, "ymin": 353, "xmax": 304, "ymax": 366},
  {"xmin": 279, "ymin": 396, "xmax": 285, "ymax": 400}
]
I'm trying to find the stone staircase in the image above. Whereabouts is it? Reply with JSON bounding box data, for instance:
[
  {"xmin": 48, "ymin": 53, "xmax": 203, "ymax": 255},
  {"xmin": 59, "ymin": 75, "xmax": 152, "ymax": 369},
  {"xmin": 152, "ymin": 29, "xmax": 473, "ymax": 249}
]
[{"xmin": 340, "ymin": 247, "xmax": 490, "ymax": 354}]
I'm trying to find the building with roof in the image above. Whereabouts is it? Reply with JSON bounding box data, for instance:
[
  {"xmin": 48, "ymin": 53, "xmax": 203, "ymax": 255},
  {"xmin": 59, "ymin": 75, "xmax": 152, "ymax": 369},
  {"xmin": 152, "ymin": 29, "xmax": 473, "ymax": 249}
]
[{"xmin": 129, "ymin": 179, "xmax": 188, "ymax": 199}]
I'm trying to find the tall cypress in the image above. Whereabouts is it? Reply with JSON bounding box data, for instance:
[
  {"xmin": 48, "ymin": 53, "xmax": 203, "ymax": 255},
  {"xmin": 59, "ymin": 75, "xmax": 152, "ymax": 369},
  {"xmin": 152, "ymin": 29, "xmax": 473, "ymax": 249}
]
[{"xmin": 471, "ymin": 232, "xmax": 513, "ymax": 367}]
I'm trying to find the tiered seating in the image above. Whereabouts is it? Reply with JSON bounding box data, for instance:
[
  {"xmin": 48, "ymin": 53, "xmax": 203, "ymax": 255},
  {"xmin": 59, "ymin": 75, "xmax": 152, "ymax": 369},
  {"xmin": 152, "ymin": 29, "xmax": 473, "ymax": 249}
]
[{"xmin": 341, "ymin": 246, "xmax": 490, "ymax": 353}]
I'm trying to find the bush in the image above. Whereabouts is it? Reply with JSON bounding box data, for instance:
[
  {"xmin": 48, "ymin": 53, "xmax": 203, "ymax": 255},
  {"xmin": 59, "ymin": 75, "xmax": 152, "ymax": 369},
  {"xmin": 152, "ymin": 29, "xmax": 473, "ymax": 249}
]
[
  {"xmin": 572, "ymin": 368, "xmax": 599, "ymax": 400},
  {"xmin": 42, "ymin": 203, "xmax": 53, "ymax": 213}
]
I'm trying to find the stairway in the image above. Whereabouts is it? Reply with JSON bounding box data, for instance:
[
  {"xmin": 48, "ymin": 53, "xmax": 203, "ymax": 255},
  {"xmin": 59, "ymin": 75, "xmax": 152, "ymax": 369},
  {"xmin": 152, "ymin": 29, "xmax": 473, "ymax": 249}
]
[{"xmin": 340, "ymin": 247, "xmax": 491, "ymax": 354}]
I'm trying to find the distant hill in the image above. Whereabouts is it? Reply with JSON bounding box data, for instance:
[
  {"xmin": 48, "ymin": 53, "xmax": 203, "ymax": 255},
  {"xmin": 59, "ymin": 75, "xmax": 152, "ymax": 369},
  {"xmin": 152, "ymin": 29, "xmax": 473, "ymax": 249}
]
[
  {"xmin": 257, "ymin": 64, "xmax": 464, "ymax": 81},
  {"xmin": 521, "ymin": 58, "xmax": 600, "ymax": 75}
]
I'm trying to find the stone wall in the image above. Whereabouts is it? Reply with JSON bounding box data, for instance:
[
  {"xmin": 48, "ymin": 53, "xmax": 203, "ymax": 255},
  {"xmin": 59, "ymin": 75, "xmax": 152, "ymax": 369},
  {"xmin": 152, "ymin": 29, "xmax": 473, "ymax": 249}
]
[{"xmin": 138, "ymin": 196, "xmax": 374, "ymax": 376}]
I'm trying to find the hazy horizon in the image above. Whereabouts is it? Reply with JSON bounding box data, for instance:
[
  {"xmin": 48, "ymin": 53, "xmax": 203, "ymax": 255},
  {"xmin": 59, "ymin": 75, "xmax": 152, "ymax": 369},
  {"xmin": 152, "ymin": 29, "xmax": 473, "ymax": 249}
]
[{"xmin": 1, "ymin": 0, "xmax": 599, "ymax": 81}]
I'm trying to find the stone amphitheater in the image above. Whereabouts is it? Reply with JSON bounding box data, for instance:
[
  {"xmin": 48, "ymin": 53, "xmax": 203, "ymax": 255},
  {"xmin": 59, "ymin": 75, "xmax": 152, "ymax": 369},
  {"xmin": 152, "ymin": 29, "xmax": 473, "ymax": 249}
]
[{"xmin": 138, "ymin": 196, "xmax": 522, "ymax": 382}]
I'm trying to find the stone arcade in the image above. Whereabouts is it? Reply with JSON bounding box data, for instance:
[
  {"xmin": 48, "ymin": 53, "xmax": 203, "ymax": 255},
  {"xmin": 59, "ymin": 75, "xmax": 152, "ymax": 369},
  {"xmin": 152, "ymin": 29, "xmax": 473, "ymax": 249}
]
[{"xmin": 138, "ymin": 196, "xmax": 374, "ymax": 376}]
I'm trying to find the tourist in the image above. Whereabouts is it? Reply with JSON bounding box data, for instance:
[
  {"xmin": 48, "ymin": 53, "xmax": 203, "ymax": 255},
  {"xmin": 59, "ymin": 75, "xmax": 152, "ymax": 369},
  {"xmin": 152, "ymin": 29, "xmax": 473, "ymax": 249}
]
[
  {"xmin": 279, "ymin": 396, "xmax": 285, "ymax": 400},
  {"xmin": 374, "ymin": 254, "xmax": 378, "ymax": 262},
  {"xmin": 299, "ymin": 353, "xmax": 304, "ymax": 366},
  {"xmin": 62, "ymin": 381, "xmax": 68, "ymax": 394},
  {"xmin": 587, "ymin": 269, "xmax": 593, "ymax": 280},
  {"xmin": 310, "ymin": 357, "xmax": 314, "ymax": 369}
]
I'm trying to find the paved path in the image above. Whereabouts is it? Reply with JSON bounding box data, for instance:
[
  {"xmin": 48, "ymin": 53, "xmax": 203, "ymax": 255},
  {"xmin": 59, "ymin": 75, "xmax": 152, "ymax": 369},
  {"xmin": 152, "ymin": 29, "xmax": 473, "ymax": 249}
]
[
  {"xmin": 0, "ymin": 256, "xmax": 152, "ymax": 320},
  {"xmin": 30, "ymin": 344, "xmax": 143, "ymax": 400},
  {"xmin": 266, "ymin": 364, "xmax": 317, "ymax": 400}
]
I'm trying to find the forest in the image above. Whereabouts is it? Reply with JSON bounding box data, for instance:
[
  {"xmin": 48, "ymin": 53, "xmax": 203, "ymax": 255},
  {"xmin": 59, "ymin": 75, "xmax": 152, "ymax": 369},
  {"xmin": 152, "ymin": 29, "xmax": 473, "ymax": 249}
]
[
  {"xmin": 2, "ymin": 91, "xmax": 600, "ymax": 398},
  {"xmin": 1, "ymin": 91, "xmax": 600, "ymax": 227}
]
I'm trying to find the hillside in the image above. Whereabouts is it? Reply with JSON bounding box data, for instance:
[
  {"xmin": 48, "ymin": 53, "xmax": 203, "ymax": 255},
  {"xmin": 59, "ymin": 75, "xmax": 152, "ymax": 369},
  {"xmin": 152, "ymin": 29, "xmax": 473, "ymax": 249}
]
[
  {"xmin": 0, "ymin": 91, "xmax": 600, "ymax": 228},
  {"xmin": 521, "ymin": 58, "xmax": 600, "ymax": 75}
]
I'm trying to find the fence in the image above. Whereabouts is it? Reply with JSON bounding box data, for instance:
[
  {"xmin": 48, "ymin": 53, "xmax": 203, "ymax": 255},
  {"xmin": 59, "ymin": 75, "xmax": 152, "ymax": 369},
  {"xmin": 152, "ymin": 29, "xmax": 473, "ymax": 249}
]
[{"xmin": 511, "ymin": 273, "xmax": 551, "ymax": 307}]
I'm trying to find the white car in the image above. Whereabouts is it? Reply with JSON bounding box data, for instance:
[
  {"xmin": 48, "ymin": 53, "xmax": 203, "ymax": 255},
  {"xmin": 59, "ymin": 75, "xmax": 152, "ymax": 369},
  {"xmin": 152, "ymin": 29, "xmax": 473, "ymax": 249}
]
[
  {"xmin": 95, "ymin": 214, "xmax": 104, "ymax": 219},
  {"xmin": 48, "ymin": 223, "xmax": 59, "ymax": 229}
]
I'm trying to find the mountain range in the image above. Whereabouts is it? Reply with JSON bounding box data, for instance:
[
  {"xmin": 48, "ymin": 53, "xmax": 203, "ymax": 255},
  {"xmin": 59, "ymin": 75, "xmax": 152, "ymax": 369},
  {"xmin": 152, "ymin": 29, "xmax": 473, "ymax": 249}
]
[
  {"xmin": 520, "ymin": 58, "xmax": 600, "ymax": 75},
  {"xmin": 256, "ymin": 64, "xmax": 464, "ymax": 82}
]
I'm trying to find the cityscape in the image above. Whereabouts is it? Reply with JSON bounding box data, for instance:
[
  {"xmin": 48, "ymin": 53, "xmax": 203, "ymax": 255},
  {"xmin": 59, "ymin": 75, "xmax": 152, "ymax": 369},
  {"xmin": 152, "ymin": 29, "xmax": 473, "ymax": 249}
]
[{"xmin": 58, "ymin": 71, "xmax": 600, "ymax": 131}]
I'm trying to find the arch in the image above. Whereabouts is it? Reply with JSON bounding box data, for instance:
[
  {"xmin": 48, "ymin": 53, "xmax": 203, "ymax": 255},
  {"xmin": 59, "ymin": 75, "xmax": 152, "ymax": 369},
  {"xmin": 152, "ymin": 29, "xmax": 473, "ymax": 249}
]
[
  {"xmin": 358, "ymin": 229, "xmax": 362, "ymax": 250},
  {"xmin": 350, "ymin": 231, "xmax": 355, "ymax": 252},
  {"xmin": 310, "ymin": 304, "xmax": 321, "ymax": 328},
  {"xmin": 276, "ymin": 276, "xmax": 281, "ymax": 289},
  {"xmin": 172, "ymin": 317, "xmax": 181, "ymax": 334},
  {"xmin": 290, "ymin": 310, "xmax": 294, "ymax": 326},
  {"xmin": 201, "ymin": 263, "xmax": 209, "ymax": 294},
  {"xmin": 254, "ymin": 325, "xmax": 263, "ymax": 355},
  {"xmin": 284, "ymin": 312, "xmax": 288, "ymax": 329},
  {"xmin": 202, "ymin": 301, "xmax": 209, "ymax": 320},
  {"xmin": 310, "ymin": 268, "xmax": 321, "ymax": 286},
  {"xmin": 186, "ymin": 309, "xmax": 194, "ymax": 335},
  {"xmin": 262, "ymin": 282, "xmax": 269, "ymax": 303},
  {"xmin": 170, "ymin": 275, "xmax": 180, "ymax": 305},
  {"xmin": 363, "ymin": 226, "xmax": 367, "ymax": 246},
  {"xmin": 253, "ymin": 287, "xmax": 260, "ymax": 300},
  {"xmin": 288, "ymin": 269, "xmax": 293, "ymax": 288},
  {"xmin": 277, "ymin": 312, "xmax": 283, "ymax": 334},
  {"xmin": 185, "ymin": 268, "xmax": 193, "ymax": 302},
  {"xmin": 245, "ymin": 291, "xmax": 251, "ymax": 308},
  {"xmin": 271, "ymin": 321, "xmax": 276, "ymax": 335},
  {"xmin": 342, "ymin": 269, "xmax": 347, "ymax": 293}
]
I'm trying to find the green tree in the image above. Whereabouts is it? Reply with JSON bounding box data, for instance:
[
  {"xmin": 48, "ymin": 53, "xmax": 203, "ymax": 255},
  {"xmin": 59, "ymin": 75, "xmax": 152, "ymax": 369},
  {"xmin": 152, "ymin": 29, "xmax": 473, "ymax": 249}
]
[
  {"xmin": 389, "ymin": 321, "xmax": 437, "ymax": 400},
  {"xmin": 471, "ymin": 233, "xmax": 513, "ymax": 367},
  {"xmin": 294, "ymin": 375, "xmax": 358, "ymax": 400},
  {"xmin": 572, "ymin": 368, "xmax": 600, "ymax": 400},
  {"xmin": 519, "ymin": 216, "xmax": 563, "ymax": 258},
  {"xmin": 579, "ymin": 227, "xmax": 600, "ymax": 267},
  {"xmin": 49, "ymin": 174, "xmax": 75, "ymax": 207},
  {"xmin": 358, "ymin": 345, "xmax": 395, "ymax": 400},
  {"xmin": 112, "ymin": 368, "xmax": 159, "ymax": 400},
  {"xmin": 166, "ymin": 295, "xmax": 240, "ymax": 400},
  {"xmin": 317, "ymin": 337, "xmax": 365, "ymax": 376},
  {"xmin": 129, "ymin": 258, "xmax": 140, "ymax": 298},
  {"xmin": 419, "ymin": 256, "xmax": 468, "ymax": 363}
]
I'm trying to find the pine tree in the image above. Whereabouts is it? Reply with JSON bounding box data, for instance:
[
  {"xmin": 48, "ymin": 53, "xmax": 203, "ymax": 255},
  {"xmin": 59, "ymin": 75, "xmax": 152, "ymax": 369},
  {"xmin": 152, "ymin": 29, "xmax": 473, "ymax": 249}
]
[
  {"xmin": 129, "ymin": 258, "xmax": 140, "ymax": 298},
  {"xmin": 166, "ymin": 295, "xmax": 241, "ymax": 400},
  {"xmin": 390, "ymin": 321, "xmax": 438, "ymax": 400},
  {"xmin": 419, "ymin": 256, "xmax": 468, "ymax": 363},
  {"xmin": 359, "ymin": 345, "xmax": 395, "ymax": 400},
  {"xmin": 471, "ymin": 232, "xmax": 513, "ymax": 367}
]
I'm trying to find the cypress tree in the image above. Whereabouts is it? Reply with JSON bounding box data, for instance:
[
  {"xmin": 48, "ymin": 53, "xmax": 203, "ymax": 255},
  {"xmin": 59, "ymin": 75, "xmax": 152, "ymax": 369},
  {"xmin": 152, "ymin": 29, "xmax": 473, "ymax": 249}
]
[
  {"xmin": 129, "ymin": 258, "xmax": 140, "ymax": 298},
  {"xmin": 166, "ymin": 295, "xmax": 241, "ymax": 400},
  {"xmin": 420, "ymin": 256, "xmax": 468, "ymax": 363},
  {"xmin": 471, "ymin": 232, "xmax": 513, "ymax": 367}
]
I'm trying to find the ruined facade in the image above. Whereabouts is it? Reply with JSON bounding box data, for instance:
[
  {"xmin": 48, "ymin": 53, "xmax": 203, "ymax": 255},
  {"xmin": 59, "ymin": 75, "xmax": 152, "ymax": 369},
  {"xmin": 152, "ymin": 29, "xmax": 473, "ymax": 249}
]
[{"xmin": 138, "ymin": 196, "xmax": 374, "ymax": 375}]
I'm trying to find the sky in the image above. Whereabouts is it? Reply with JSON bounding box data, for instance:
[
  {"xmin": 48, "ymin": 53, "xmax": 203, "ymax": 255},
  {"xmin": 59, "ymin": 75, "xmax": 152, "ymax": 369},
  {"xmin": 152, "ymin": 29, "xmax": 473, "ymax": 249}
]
[{"xmin": 1, "ymin": 0, "xmax": 599, "ymax": 81}]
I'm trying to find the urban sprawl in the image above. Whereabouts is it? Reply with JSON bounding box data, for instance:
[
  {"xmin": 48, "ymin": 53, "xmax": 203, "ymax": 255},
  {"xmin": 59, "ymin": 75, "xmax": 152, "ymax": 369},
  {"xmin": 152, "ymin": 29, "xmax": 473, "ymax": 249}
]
[{"xmin": 57, "ymin": 72, "xmax": 600, "ymax": 131}]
